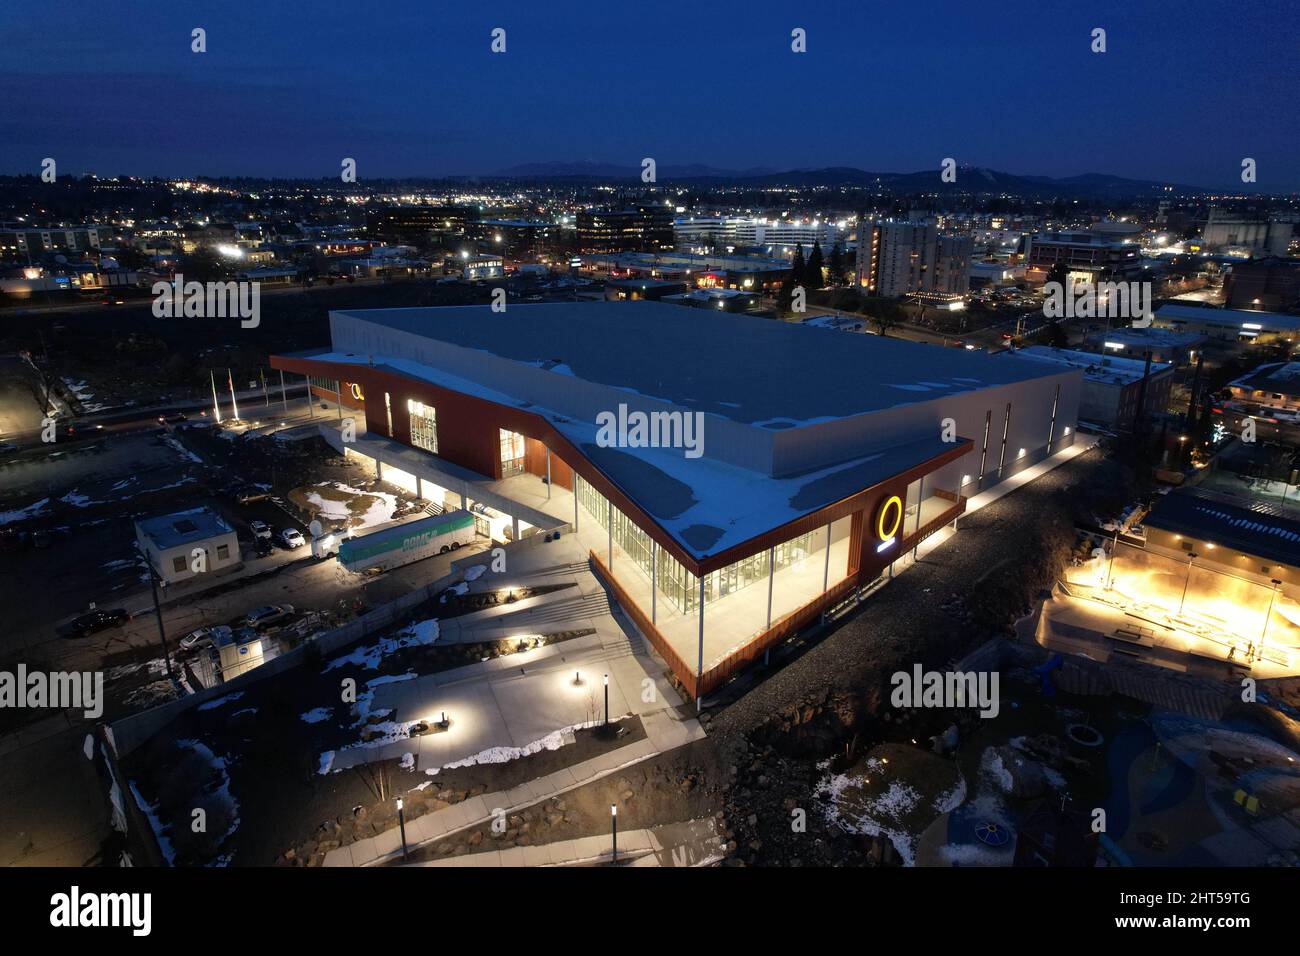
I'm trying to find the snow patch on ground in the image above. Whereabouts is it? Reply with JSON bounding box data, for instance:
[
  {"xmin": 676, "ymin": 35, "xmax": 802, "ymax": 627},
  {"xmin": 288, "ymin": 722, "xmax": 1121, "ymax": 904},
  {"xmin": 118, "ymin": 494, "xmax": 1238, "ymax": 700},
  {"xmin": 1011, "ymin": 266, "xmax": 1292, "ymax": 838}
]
[
  {"xmin": 0, "ymin": 498, "xmax": 50, "ymax": 526},
  {"xmin": 440, "ymin": 582, "xmax": 469, "ymax": 603},
  {"xmin": 128, "ymin": 781, "xmax": 176, "ymax": 865},
  {"xmin": 324, "ymin": 618, "xmax": 439, "ymax": 672},
  {"xmin": 197, "ymin": 692, "xmax": 244, "ymax": 712},
  {"xmin": 464, "ymin": 564, "xmax": 487, "ymax": 582},
  {"xmin": 300, "ymin": 707, "xmax": 333, "ymax": 724},
  {"xmin": 163, "ymin": 435, "xmax": 204, "ymax": 464},
  {"xmin": 306, "ymin": 481, "xmax": 397, "ymax": 531}
]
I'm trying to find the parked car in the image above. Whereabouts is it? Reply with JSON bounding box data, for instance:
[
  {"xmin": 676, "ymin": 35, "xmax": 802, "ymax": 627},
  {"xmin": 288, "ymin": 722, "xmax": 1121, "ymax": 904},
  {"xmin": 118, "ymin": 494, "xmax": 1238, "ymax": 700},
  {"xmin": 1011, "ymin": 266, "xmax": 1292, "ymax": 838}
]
[
  {"xmin": 280, "ymin": 528, "xmax": 306, "ymax": 548},
  {"xmin": 65, "ymin": 608, "xmax": 130, "ymax": 637},
  {"xmin": 243, "ymin": 604, "xmax": 295, "ymax": 629},
  {"xmin": 179, "ymin": 624, "xmax": 232, "ymax": 652},
  {"xmin": 157, "ymin": 412, "xmax": 188, "ymax": 424},
  {"xmin": 249, "ymin": 520, "xmax": 272, "ymax": 540}
]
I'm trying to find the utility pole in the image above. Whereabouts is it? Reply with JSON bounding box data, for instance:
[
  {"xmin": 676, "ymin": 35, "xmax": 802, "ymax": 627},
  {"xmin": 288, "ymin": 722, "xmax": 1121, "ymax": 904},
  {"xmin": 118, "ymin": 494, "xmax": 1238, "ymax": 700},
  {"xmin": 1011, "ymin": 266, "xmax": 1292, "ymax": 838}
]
[{"xmin": 146, "ymin": 561, "xmax": 176, "ymax": 682}]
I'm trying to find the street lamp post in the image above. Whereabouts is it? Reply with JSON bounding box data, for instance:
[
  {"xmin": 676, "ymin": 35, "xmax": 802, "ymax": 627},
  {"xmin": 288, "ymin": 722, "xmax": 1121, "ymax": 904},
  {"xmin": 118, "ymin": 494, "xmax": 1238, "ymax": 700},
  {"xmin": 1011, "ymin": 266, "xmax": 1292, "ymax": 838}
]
[
  {"xmin": 603, "ymin": 673, "xmax": 609, "ymax": 726},
  {"xmin": 1178, "ymin": 551, "xmax": 1198, "ymax": 615},
  {"xmin": 1259, "ymin": 579, "xmax": 1282, "ymax": 663},
  {"xmin": 397, "ymin": 797, "xmax": 409, "ymax": 862},
  {"xmin": 610, "ymin": 804, "xmax": 618, "ymax": 863}
]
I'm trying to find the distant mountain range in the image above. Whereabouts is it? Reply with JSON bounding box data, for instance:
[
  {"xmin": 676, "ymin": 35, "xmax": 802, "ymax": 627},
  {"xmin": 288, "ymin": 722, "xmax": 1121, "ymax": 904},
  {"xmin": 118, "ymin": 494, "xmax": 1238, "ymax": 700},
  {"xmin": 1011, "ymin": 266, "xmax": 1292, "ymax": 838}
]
[{"xmin": 486, "ymin": 162, "xmax": 1207, "ymax": 198}]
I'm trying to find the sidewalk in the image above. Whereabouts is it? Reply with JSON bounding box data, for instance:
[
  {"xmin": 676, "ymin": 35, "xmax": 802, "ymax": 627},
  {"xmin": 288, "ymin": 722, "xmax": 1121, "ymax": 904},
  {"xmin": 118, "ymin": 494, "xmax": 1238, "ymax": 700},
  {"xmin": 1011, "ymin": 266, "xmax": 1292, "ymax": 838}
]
[
  {"xmin": 324, "ymin": 708, "xmax": 705, "ymax": 866},
  {"xmin": 401, "ymin": 816, "xmax": 722, "ymax": 867}
]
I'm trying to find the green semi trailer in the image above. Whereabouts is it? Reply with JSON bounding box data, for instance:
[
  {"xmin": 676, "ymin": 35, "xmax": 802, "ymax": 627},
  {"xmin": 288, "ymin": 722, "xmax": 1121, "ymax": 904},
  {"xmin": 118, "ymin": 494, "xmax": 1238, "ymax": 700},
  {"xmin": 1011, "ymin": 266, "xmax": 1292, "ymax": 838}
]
[{"xmin": 336, "ymin": 509, "xmax": 476, "ymax": 572}]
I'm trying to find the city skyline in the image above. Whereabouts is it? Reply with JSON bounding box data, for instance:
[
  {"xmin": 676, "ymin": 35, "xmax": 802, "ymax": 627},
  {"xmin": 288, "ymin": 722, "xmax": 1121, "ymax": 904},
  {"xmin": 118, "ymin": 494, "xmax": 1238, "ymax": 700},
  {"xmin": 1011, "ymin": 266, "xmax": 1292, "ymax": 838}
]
[{"xmin": 2, "ymin": 0, "xmax": 1297, "ymax": 190}]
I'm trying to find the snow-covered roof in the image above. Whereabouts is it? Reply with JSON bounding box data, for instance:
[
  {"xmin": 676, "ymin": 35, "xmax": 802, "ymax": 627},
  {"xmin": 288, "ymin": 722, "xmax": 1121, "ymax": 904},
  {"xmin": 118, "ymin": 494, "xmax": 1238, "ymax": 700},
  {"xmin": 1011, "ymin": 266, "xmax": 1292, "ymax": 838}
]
[{"xmin": 330, "ymin": 301, "xmax": 1069, "ymax": 427}]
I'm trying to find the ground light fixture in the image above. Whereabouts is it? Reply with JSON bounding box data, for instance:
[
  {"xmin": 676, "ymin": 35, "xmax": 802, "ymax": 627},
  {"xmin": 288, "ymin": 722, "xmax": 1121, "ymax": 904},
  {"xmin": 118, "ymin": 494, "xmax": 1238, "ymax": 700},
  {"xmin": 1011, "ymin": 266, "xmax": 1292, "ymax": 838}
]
[
  {"xmin": 610, "ymin": 804, "xmax": 617, "ymax": 863},
  {"xmin": 396, "ymin": 797, "xmax": 409, "ymax": 862}
]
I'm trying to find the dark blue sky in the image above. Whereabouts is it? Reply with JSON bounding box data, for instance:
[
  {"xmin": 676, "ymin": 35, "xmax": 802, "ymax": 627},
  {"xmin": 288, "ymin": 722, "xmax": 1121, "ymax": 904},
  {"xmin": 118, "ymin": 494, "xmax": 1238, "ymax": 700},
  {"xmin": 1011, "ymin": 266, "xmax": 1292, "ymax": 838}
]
[{"xmin": 2, "ymin": 0, "xmax": 1296, "ymax": 189}]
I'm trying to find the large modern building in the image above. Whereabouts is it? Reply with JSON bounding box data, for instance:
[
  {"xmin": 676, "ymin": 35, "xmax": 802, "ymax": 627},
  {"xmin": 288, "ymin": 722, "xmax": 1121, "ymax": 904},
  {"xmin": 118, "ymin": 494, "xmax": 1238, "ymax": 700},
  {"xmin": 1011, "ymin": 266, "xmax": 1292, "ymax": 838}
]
[
  {"xmin": 0, "ymin": 223, "xmax": 113, "ymax": 260},
  {"xmin": 271, "ymin": 302, "xmax": 1081, "ymax": 698},
  {"xmin": 674, "ymin": 216, "xmax": 848, "ymax": 257},
  {"xmin": 366, "ymin": 205, "xmax": 476, "ymax": 246},
  {"xmin": 576, "ymin": 205, "xmax": 674, "ymax": 254},
  {"xmin": 1200, "ymin": 207, "xmax": 1294, "ymax": 257}
]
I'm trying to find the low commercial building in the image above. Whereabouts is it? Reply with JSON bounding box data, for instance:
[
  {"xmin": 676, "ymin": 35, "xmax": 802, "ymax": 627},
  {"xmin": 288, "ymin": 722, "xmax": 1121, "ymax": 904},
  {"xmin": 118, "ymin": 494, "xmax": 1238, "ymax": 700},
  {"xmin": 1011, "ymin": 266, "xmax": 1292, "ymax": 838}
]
[
  {"xmin": 660, "ymin": 288, "xmax": 760, "ymax": 312},
  {"xmin": 1082, "ymin": 327, "xmax": 1206, "ymax": 366},
  {"xmin": 272, "ymin": 301, "xmax": 1082, "ymax": 698},
  {"xmin": 1010, "ymin": 346, "xmax": 1172, "ymax": 432},
  {"xmin": 604, "ymin": 278, "xmax": 687, "ymax": 301},
  {"xmin": 1022, "ymin": 231, "xmax": 1144, "ymax": 286},
  {"xmin": 1154, "ymin": 304, "xmax": 1300, "ymax": 347},
  {"xmin": 1226, "ymin": 362, "xmax": 1300, "ymax": 416},
  {"xmin": 1143, "ymin": 487, "xmax": 1300, "ymax": 612},
  {"xmin": 462, "ymin": 253, "xmax": 504, "ymax": 281},
  {"xmin": 1222, "ymin": 257, "xmax": 1300, "ymax": 312},
  {"xmin": 135, "ymin": 507, "xmax": 240, "ymax": 585}
]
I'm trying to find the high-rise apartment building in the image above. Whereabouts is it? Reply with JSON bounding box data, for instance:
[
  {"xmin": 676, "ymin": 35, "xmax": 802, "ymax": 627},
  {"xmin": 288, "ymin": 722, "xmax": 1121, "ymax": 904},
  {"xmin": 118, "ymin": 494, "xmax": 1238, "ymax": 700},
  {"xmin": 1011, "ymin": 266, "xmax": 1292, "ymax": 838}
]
[{"xmin": 855, "ymin": 221, "xmax": 973, "ymax": 298}]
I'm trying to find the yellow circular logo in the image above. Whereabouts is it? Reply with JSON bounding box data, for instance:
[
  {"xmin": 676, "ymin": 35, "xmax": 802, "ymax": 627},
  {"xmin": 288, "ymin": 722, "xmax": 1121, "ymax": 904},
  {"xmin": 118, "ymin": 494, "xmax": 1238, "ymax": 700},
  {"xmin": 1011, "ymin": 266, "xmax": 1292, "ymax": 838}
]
[
  {"xmin": 349, "ymin": 382, "xmax": 365, "ymax": 401},
  {"xmin": 876, "ymin": 494, "xmax": 903, "ymax": 542}
]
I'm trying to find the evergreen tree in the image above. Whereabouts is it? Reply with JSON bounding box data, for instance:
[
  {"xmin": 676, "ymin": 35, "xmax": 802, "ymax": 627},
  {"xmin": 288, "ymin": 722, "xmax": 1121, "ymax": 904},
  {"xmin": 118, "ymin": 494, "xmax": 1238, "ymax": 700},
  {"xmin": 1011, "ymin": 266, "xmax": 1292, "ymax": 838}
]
[
  {"xmin": 807, "ymin": 240, "xmax": 824, "ymax": 288},
  {"xmin": 828, "ymin": 241, "xmax": 845, "ymax": 286},
  {"xmin": 791, "ymin": 243, "xmax": 806, "ymax": 287}
]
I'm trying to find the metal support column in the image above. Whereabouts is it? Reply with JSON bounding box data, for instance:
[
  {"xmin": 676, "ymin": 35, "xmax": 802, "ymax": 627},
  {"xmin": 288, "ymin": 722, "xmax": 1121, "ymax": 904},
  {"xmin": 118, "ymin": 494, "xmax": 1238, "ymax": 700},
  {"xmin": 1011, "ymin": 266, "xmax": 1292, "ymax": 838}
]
[
  {"xmin": 545, "ymin": 448, "xmax": 552, "ymax": 500},
  {"xmin": 765, "ymin": 546, "xmax": 775, "ymax": 629},
  {"xmin": 696, "ymin": 577, "xmax": 705, "ymax": 711},
  {"xmin": 651, "ymin": 541, "xmax": 657, "ymax": 625},
  {"xmin": 912, "ymin": 475, "xmax": 925, "ymax": 560},
  {"xmin": 822, "ymin": 521, "xmax": 832, "ymax": 592}
]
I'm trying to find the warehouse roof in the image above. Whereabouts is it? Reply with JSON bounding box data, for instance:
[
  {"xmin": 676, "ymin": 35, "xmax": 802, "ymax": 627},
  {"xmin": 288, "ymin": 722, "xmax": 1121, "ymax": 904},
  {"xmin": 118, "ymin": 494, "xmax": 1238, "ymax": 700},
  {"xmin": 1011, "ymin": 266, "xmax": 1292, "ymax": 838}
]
[
  {"xmin": 135, "ymin": 507, "xmax": 233, "ymax": 549},
  {"xmin": 1143, "ymin": 488, "xmax": 1300, "ymax": 568}
]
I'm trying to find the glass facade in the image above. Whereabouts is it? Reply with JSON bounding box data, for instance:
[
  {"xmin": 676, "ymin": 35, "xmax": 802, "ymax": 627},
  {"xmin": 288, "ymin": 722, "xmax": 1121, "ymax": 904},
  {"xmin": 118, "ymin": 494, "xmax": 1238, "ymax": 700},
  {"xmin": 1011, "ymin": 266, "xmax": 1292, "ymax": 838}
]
[
  {"xmin": 500, "ymin": 429, "xmax": 526, "ymax": 477},
  {"xmin": 576, "ymin": 473, "xmax": 840, "ymax": 619},
  {"xmin": 407, "ymin": 399, "xmax": 437, "ymax": 453}
]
